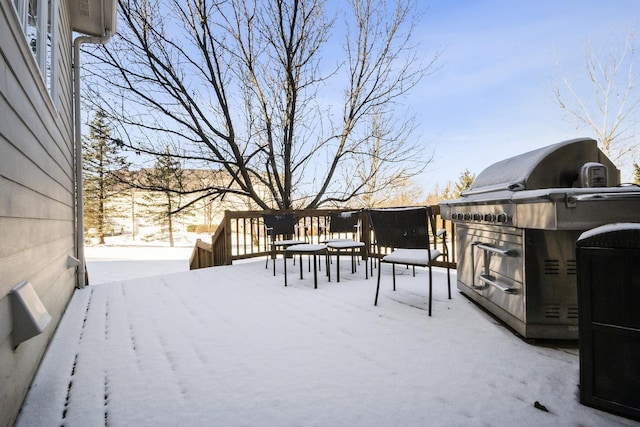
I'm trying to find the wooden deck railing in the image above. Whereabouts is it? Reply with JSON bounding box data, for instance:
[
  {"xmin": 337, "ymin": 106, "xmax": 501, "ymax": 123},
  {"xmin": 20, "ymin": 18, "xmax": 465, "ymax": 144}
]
[{"xmin": 189, "ymin": 206, "xmax": 456, "ymax": 270}]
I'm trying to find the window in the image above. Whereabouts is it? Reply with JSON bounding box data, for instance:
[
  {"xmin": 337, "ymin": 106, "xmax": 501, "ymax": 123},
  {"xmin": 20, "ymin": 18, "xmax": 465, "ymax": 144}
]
[{"xmin": 12, "ymin": 0, "xmax": 59, "ymax": 102}]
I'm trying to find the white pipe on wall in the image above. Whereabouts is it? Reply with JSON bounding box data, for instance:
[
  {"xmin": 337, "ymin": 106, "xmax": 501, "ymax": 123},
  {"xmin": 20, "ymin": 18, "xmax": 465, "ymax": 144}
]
[{"xmin": 73, "ymin": 29, "xmax": 112, "ymax": 288}]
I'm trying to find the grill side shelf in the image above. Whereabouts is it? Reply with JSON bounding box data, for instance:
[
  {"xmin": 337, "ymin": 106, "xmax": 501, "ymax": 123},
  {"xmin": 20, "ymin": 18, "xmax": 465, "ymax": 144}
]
[{"xmin": 566, "ymin": 191, "xmax": 640, "ymax": 207}]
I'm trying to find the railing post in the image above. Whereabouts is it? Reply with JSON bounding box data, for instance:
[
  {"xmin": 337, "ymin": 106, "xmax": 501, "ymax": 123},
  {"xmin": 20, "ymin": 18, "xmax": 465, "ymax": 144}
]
[
  {"xmin": 195, "ymin": 238, "xmax": 201, "ymax": 269},
  {"xmin": 210, "ymin": 233, "xmax": 215, "ymax": 267},
  {"xmin": 360, "ymin": 210, "xmax": 371, "ymax": 255},
  {"xmin": 224, "ymin": 210, "xmax": 233, "ymax": 265}
]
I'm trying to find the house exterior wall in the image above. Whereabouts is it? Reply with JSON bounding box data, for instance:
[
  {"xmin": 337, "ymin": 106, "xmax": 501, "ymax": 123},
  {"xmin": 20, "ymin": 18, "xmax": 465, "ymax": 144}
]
[{"xmin": 0, "ymin": 0, "xmax": 77, "ymax": 424}]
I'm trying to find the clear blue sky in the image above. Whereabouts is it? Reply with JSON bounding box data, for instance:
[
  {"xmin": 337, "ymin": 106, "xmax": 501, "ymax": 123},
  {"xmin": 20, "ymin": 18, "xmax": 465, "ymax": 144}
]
[{"xmin": 403, "ymin": 0, "xmax": 639, "ymax": 192}]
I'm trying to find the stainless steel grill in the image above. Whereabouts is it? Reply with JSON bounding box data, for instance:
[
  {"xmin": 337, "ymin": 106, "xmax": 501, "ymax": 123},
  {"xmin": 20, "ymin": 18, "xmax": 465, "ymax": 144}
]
[{"xmin": 439, "ymin": 138, "xmax": 640, "ymax": 339}]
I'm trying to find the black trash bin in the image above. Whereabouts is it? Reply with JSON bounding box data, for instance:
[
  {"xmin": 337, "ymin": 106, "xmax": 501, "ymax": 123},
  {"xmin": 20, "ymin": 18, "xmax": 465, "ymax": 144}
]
[{"xmin": 576, "ymin": 223, "xmax": 640, "ymax": 421}]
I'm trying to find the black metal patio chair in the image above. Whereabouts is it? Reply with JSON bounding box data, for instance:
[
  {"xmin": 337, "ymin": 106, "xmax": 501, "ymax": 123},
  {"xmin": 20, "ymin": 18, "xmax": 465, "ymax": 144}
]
[
  {"xmin": 367, "ymin": 206, "xmax": 451, "ymax": 316},
  {"xmin": 262, "ymin": 213, "xmax": 307, "ymax": 276},
  {"xmin": 320, "ymin": 211, "xmax": 360, "ymax": 242},
  {"xmin": 321, "ymin": 211, "xmax": 367, "ymax": 282}
]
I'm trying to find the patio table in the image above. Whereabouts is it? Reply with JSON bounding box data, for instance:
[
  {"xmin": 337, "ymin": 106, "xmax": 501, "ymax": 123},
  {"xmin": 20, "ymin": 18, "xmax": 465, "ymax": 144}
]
[
  {"xmin": 326, "ymin": 240, "xmax": 367, "ymax": 282},
  {"xmin": 284, "ymin": 244, "xmax": 329, "ymax": 288}
]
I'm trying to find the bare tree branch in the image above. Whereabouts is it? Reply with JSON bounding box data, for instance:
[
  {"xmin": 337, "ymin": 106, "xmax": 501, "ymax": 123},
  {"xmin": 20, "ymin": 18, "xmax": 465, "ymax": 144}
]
[
  {"xmin": 82, "ymin": 0, "xmax": 439, "ymax": 210},
  {"xmin": 552, "ymin": 23, "xmax": 640, "ymax": 168}
]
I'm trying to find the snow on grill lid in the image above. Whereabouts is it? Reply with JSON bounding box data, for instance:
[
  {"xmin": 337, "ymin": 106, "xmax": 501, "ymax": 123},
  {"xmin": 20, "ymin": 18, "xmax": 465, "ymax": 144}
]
[{"xmin": 461, "ymin": 137, "xmax": 618, "ymax": 196}]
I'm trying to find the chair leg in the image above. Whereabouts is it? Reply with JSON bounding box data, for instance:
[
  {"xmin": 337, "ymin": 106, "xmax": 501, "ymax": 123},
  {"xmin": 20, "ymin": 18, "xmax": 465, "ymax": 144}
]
[
  {"xmin": 267, "ymin": 244, "xmax": 272, "ymax": 271},
  {"xmin": 446, "ymin": 255, "xmax": 452, "ymax": 299},
  {"xmin": 272, "ymin": 246, "xmax": 277, "ymax": 276},
  {"xmin": 392, "ymin": 264, "xmax": 396, "ymax": 291},
  {"xmin": 326, "ymin": 252, "xmax": 331, "ymax": 282},
  {"xmin": 364, "ymin": 247, "xmax": 368, "ymax": 280},
  {"xmin": 284, "ymin": 252, "xmax": 288, "ymax": 287},
  {"xmin": 369, "ymin": 253, "xmax": 376, "ymax": 277},
  {"xmin": 351, "ymin": 248, "xmax": 356, "ymax": 274},
  {"xmin": 312, "ymin": 253, "xmax": 318, "ymax": 289},
  {"xmin": 428, "ymin": 265, "xmax": 433, "ymax": 316},
  {"xmin": 374, "ymin": 261, "xmax": 382, "ymax": 305},
  {"xmin": 299, "ymin": 254, "xmax": 304, "ymax": 279}
]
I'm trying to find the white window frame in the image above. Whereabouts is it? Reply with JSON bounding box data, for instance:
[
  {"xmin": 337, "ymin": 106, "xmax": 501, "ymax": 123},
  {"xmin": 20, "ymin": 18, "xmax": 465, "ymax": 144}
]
[{"xmin": 11, "ymin": 0, "xmax": 59, "ymax": 105}]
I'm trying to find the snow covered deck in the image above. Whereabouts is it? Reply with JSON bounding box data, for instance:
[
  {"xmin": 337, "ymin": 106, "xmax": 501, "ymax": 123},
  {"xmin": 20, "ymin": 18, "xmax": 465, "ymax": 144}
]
[{"xmin": 16, "ymin": 255, "xmax": 637, "ymax": 426}]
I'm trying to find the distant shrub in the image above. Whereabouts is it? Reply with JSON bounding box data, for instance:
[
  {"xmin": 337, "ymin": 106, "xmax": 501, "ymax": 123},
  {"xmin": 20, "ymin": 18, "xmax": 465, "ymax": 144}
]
[
  {"xmin": 186, "ymin": 224, "xmax": 197, "ymax": 232},
  {"xmin": 195, "ymin": 224, "xmax": 215, "ymax": 234}
]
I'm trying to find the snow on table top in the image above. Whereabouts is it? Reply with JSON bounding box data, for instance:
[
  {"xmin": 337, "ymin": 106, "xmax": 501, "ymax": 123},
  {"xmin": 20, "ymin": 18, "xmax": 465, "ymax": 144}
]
[
  {"xmin": 285, "ymin": 243, "xmax": 327, "ymax": 252},
  {"xmin": 326, "ymin": 240, "xmax": 365, "ymax": 249}
]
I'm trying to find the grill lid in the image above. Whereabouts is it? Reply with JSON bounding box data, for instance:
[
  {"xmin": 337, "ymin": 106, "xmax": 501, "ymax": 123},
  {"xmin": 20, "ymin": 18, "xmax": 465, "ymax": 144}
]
[{"xmin": 462, "ymin": 138, "xmax": 619, "ymax": 197}]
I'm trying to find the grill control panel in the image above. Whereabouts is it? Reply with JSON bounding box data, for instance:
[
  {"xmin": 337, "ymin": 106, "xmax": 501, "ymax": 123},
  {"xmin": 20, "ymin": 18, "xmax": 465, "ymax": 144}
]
[{"xmin": 447, "ymin": 205, "xmax": 513, "ymax": 226}]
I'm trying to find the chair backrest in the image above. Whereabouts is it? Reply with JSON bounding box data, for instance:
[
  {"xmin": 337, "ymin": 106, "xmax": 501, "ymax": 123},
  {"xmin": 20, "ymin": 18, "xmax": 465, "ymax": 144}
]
[
  {"xmin": 425, "ymin": 205, "xmax": 438, "ymax": 238},
  {"xmin": 368, "ymin": 207, "xmax": 431, "ymax": 249},
  {"xmin": 262, "ymin": 213, "xmax": 297, "ymax": 239},
  {"xmin": 329, "ymin": 211, "xmax": 360, "ymax": 236}
]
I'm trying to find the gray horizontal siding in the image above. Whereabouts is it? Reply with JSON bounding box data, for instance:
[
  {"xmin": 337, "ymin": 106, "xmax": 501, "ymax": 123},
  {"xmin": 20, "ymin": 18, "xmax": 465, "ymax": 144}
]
[
  {"xmin": 0, "ymin": 0, "xmax": 77, "ymax": 425},
  {"xmin": 0, "ymin": 217, "xmax": 72, "ymax": 257},
  {"xmin": 0, "ymin": 176, "xmax": 73, "ymax": 220}
]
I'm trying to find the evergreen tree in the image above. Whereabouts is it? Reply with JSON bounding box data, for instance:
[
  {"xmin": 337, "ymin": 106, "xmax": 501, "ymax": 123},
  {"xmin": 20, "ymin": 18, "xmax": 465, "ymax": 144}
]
[
  {"xmin": 83, "ymin": 109, "xmax": 129, "ymax": 244},
  {"xmin": 634, "ymin": 162, "xmax": 640, "ymax": 184},
  {"xmin": 440, "ymin": 182, "xmax": 454, "ymax": 201},
  {"xmin": 454, "ymin": 169, "xmax": 476, "ymax": 198},
  {"xmin": 140, "ymin": 147, "xmax": 187, "ymax": 247}
]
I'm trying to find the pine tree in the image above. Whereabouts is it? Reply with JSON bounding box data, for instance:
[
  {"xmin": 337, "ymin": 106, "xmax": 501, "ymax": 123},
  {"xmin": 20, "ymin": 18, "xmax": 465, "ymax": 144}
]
[
  {"xmin": 140, "ymin": 147, "xmax": 187, "ymax": 247},
  {"xmin": 83, "ymin": 109, "xmax": 129, "ymax": 244},
  {"xmin": 454, "ymin": 169, "xmax": 476, "ymax": 198},
  {"xmin": 634, "ymin": 163, "xmax": 640, "ymax": 185},
  {"xmin": 439, "ymin": 182, "xmax": 454, "ymax": 201}
]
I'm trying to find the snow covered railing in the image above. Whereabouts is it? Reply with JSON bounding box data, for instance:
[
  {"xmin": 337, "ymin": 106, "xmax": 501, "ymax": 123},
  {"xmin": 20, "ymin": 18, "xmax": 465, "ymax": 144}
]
[{"xmin": 189, "ymin": 207, "xmax": 456, "ymax": 270}]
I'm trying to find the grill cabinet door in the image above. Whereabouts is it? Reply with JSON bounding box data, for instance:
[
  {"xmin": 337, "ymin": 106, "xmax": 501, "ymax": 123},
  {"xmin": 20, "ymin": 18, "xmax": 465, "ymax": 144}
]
[{"xmin": 456, "ymin": 223, "xmax": 524, "ymax": 321}]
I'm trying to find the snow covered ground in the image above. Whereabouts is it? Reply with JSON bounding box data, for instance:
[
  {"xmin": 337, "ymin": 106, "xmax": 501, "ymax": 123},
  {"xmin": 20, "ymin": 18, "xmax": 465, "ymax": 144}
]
[
  {"xmin": 16, "ymin": 242, "xmax": 639, "ymax": 426},
  {"xmin": 83, "ymin": 244, "xmax": 193, "ymax": 285}
]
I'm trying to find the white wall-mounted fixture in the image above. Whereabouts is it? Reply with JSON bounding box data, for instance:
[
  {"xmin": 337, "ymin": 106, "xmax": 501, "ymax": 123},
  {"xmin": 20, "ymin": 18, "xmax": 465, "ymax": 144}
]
[
  {"xmin": 11, "ymin": 281, "xmax": 52, "ymax": 349},
  {"xmin": 67, "ymin": 255, "xmax": 81, "ymax": 268}
]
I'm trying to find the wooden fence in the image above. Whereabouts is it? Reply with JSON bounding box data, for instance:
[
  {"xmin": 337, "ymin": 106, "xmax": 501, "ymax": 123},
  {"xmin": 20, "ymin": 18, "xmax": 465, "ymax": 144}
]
[{"xmin": 189, "ymin": 206, "xmax": 456, "ymax": 270}]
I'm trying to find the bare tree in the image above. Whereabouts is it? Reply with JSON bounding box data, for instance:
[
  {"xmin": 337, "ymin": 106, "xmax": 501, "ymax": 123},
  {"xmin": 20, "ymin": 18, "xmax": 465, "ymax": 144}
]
[
  {"xmin": 352, "ymin": 114, "xmax": 428, "ymax": 207},
  {"xmin": 552, "ymin": 24, "xmax": 640, "ymax": 168},
  {"xmin": 82, "ymin": 0, "xmax": 439, "ymax": 210}
]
